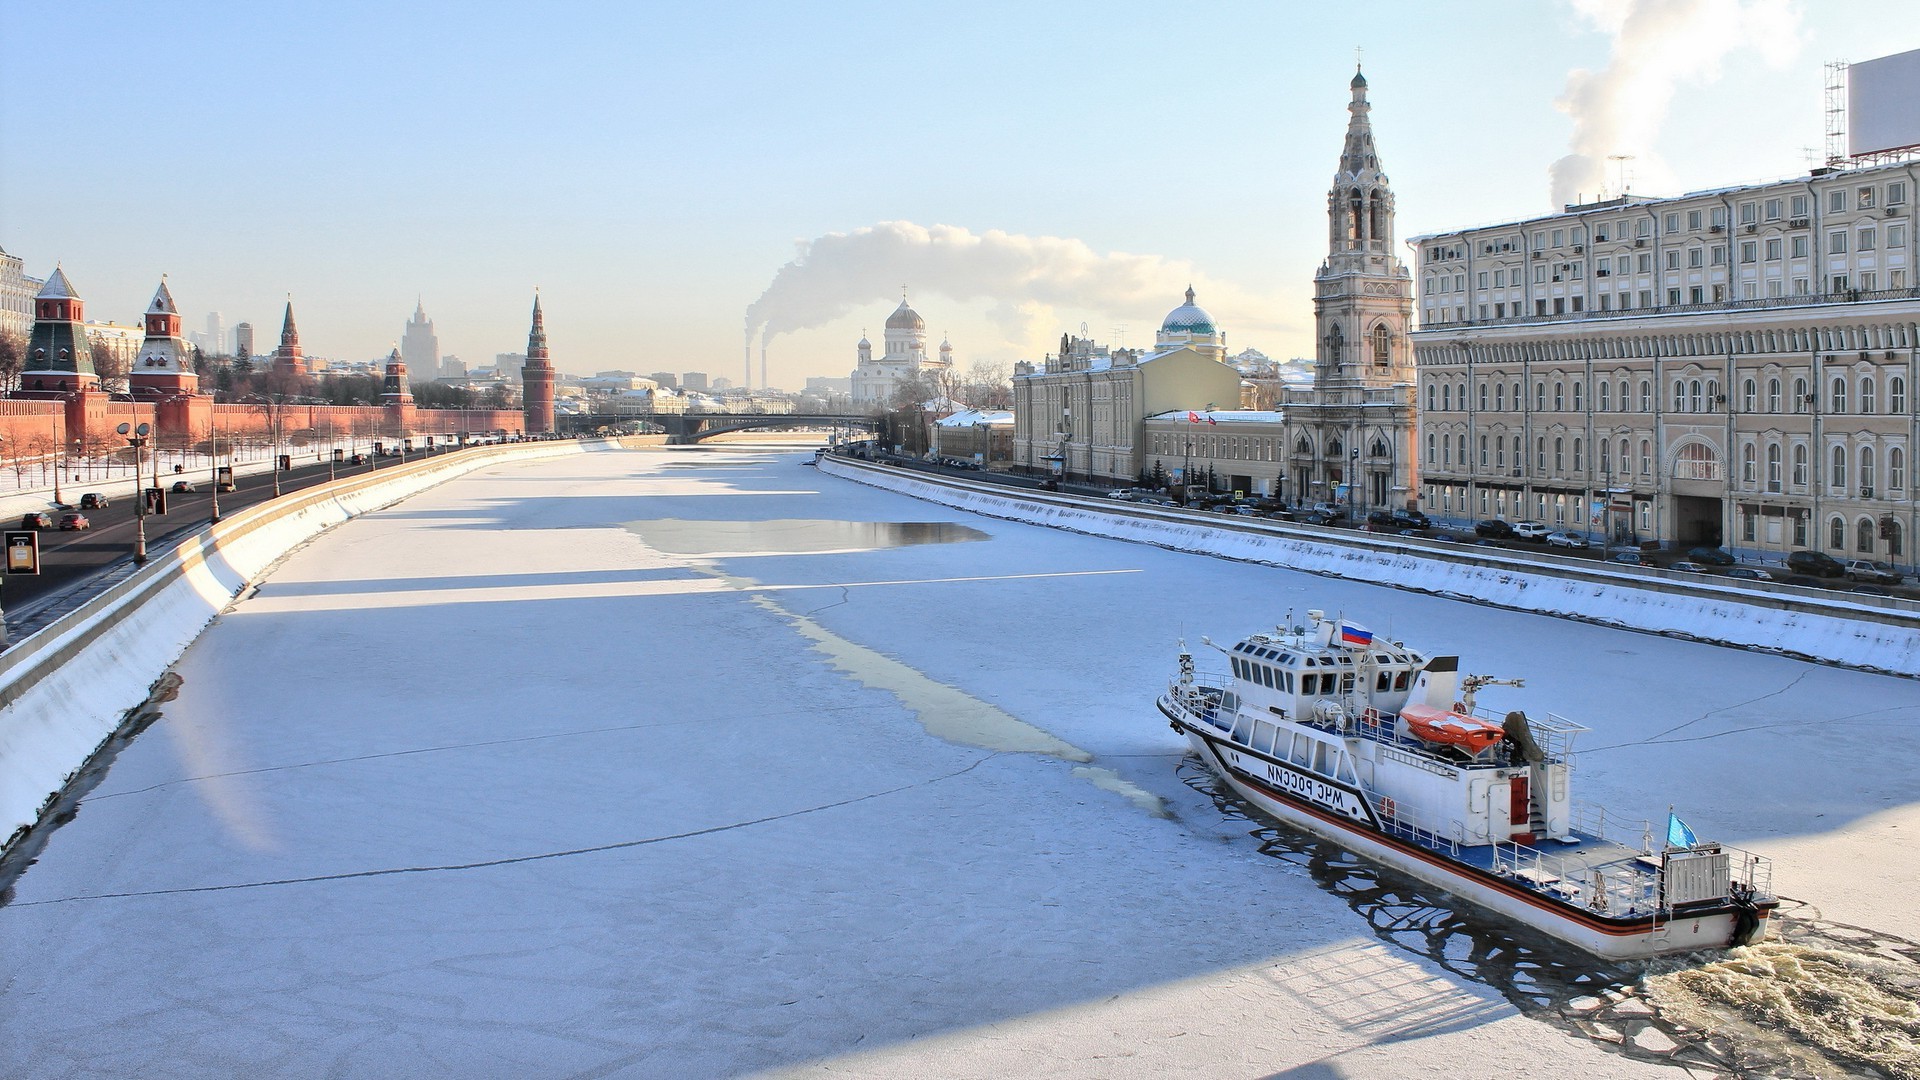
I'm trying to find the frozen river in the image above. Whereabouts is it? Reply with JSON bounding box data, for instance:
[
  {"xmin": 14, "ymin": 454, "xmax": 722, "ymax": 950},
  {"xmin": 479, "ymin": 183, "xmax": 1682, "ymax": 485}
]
[{"xmin": 2, "ymin": 447, "xmax": 1916, "ymax": 1078}]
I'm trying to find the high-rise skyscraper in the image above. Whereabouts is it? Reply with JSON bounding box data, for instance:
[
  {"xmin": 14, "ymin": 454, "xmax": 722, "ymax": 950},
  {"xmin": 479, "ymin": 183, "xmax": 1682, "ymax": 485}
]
[
  {"xmin": 205, "ymin": 311, "xmax": 226, "ymax": 355},
  {"xmin": 403, "ymin": 300, "xmax": 439, "ymax": 381},
  {"xmin": 235, "ymin": 322, "xmax": 255, "ymax": 360}
]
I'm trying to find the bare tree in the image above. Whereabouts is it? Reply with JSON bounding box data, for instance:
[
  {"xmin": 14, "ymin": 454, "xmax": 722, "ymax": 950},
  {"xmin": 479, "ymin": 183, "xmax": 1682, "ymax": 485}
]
[
  {"xmin": 964, "ymin": 359, "xmax": 1011, "ymax": 409},
  {"xmin": 0, "ymin": 330, "xmax": 26, "ymax": 393},
  {"xmin": 90, "ymin": 337, "xmax": 130, "ymax": 394}
]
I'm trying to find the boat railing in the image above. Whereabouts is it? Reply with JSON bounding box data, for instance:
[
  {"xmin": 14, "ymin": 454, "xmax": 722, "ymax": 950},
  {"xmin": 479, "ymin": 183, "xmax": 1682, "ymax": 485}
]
[
  {"xmin": 1368, "ymin": 796, "xmax": 1464, "ymax": 860},
  {"xmin": 1490, "ymin": 840, "xmax": 1662, "ymax": 917},
  {"xmin": 1564, "ymin": 804, "xmax": 1777, "ymax": 900}
]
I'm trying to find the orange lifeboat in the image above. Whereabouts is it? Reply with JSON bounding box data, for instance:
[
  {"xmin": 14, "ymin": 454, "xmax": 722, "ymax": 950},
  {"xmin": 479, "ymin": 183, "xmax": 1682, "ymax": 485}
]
[{"xmin": 1398, "ymin": 703, "xmax": 1508, "ymax": 755}]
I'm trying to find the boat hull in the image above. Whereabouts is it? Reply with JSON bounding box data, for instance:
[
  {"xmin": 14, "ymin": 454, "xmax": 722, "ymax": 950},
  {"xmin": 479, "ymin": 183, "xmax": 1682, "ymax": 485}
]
[{"xmin": 1162, "ymin": 695, "xmax": 1771, "ymax": 961}]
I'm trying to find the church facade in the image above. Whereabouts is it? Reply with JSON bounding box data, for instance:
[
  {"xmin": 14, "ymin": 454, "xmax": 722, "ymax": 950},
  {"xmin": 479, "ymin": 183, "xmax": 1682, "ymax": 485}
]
[{"xmin": 851, "ymin": 295, "xmax": 952, "ymax": 406}]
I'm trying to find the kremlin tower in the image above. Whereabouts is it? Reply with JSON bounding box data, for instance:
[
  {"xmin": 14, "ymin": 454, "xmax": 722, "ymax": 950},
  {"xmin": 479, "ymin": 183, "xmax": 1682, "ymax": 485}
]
[
  {"xmin": 272, "ymin": 300, "xmax": 307, "ymax": 380},
  {"xmin": 130, "ymin": 277, "xmax": 200, "ymax": 398},
  {"xmin": 20, "ymin": 267, "xmax": 100, "ymax": 395},
  {"xmin": 521, "ymin": 292, "xmax": 555, "ymax": 435},
  {"xmin": 380, "ymin": 347, "xmax": 415, "ymax": 441}
]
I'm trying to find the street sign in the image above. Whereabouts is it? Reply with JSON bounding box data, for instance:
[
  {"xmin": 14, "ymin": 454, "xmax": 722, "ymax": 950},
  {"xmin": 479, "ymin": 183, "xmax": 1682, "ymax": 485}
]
[{"xmin": 5, "ymin": 531, "xmax": 39, "ymax": 575}]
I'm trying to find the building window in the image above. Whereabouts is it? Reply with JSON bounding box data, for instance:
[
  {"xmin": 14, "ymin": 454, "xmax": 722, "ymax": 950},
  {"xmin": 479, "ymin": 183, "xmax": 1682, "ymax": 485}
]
[
  {"xmin": 1891, "ymin": 181, "xmax": 1908, "ymax": 205},
  {"xmin": 1537, "ymin": 436, "xmax": 1547, "ymax": 470},
  {"xmin": 1640, "ymin": 439, "xmax": 1653, "ymax": 476},
  {"xmin": 1863, "ymin": 447, "xmax": 1877, "ymax": 493},
  {"xmin": 1858, "ymin": 186, "xmax": 1876, "ymax": 209},
  {"xmin": 1830, "ymin": 231, "xmax": 1849, "ymax": 255},
  {"xmin": 1892, "ymin": 376, "xmax": 1907, "ymax": 413},
  {"xmin": 1862, "ymin": 376, "xmax": 1876, "ymax": 414},
  {"xmin": 1740, "ymin": 240, "xmax": 1757, "ymax": 263},
  {"xmin": 1494, "ymin": 384, "xmax": 1505, "ymax": 411},
  {"xmin": 1857, "ymin": 517, "xmax": 1875, "ymax": 553},
  {"xmin": 1555, "ymin": 382, "xmax": 1565, "ymax": 410},
  {"xmin": 1573, "ymin": 382, "xmax": 1584, "ymax": 410},
  {"xmin": 1480, "ymin": 383, "xmax": 1489, "ymax": 411},
  {"xmin": 1767, "ymin": 377, "xmax": 1781, "ymax": 412},
  {"xmin": 1794, "ymin": 377, "xmax": 1809, "ymax": 412},
  {"xmin": 1766, "ymin": 443, "xmax": 1782, "ymax": 492},
  {"xmin": 1536, "ymin": 383, "xmax": 1547, "ymax": 410},
  {"xmin": 1831, "ymin": 444, "xmax": 1848, "ymax": 490},
  {"xmin": 1793, "ymin": 444, "xmax": 1808, "ymax": 487},
  {"xmin": 1743, "ymin": 378, "xmax": 1757, "ymax": 412},
  {"xmin": 1572, "ymin": 438, "xmax": 1584, "ymax": 473},
  {"xmin": 1831, "ymin": 377, "xmax": 1848, "ymax": 413},
  {"xmin": 1766, "ymin": 237, "xmax": 1782, "ymax": 261},
  {"xmin": 1892, "ymin": 447, "xmax": 1906, "ymax": 491},
  {"xmin": 1690, "ymin": 379, "xmax": 1705, "ymax": 412},
  {"xmin": 1554, "ymin": 437, "xmax": 1564, "ymax": 472},
  {"xmin": 1371, "ymin": 324, "xmax": 1391, "ymax": 367},
  {"xmin": 1479, "ymin": 436, "xmax": 1488, "ymax": 467},
  {"xmin": 1599, "ymin": 382, "xmax": 1611, "ymax": 411},
  {"xmin": 1741, "ymin": 443, "xmax": 1757, "ymax": 484},
  {"xmin": 1830, "ymin": 190, "xmax": 1847, "ymax": 213},
  {"xmin": 1639, "ymin": 380, "xmax": 1652, "ymax": 411},
  {"xmin": 1792, "ymin": 235, "xmax": 1809, "ymax": 258}
]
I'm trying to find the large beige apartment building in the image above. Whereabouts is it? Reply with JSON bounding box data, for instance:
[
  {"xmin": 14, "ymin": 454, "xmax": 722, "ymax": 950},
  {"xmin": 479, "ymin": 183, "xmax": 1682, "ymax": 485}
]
[{"xmin": 1411, "ymin": 160, "xmax": 1919, "ymax": 566}]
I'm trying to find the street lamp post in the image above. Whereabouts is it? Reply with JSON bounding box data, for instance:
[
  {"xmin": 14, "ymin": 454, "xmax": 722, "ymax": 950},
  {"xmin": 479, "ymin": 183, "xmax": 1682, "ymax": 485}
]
[
  {"xmin": 117, "ymin": 422, "xmax": 150, "ymax": 564},
  {"xmin": 210, "ymin": 401, "xmax": 221, "ymax": 524},
  {"xmin": 1349, "ymin": 447, "xmax": 1360, "ymax": 525}
]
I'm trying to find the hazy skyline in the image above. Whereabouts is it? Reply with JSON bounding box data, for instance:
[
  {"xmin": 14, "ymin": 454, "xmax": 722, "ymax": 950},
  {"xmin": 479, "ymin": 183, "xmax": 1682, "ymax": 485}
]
[{"xmin": 3, "ymin": 0, "xmax": 1913, "ymax": 388}]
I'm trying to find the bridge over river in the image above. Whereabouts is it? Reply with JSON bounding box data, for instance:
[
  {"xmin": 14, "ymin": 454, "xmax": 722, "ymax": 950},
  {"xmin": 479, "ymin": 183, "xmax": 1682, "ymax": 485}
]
[{"xmin": 559, "ymin": 410, "xmax": 877, "ymax": 443}]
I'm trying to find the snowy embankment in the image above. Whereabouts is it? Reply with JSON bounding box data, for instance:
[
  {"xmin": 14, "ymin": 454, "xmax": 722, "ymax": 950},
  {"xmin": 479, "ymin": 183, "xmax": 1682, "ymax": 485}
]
[
  {"xmin": 820, "ymin": 456, "xmax": 1920, "ymax": 678},
  {"xmin": 0, "ymin": 439, "xmax": 620, "ymax": 857}
]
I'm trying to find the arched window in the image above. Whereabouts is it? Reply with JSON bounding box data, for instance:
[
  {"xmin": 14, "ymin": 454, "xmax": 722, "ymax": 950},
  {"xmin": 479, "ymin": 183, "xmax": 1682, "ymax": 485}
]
[
  {"xmin": 1295, "ymin": 435, "xmax": 1312, "ymax": 455},
  {"xmin": 1572, "ymin": 438, "xmax": 1584, "ymax": 472},
  {"xmin": 1601, "ymin": 438, "xmax": 1613, "ymax": 474},
  {"xmin": 1706, "ymin": 379, "xmax": 1719, "ymax": 408},
  {"xmin": 1831, "ymin": 444, "xmax": 1848, "ymax": 489},
  {"xmin": 1830, "ymin": 516, "xmax": 1846, "ymax": 550},
  {"xmin": 1793, "ymin": 444, "xmax": 1808, "ymax": 486},
  {"xmin": 1536, "ymin": 436, "xmax": 1546, "ymax": 470},
  {"xmin": 1426, "ymin": 383, "xmax": 1435, "ymax": 411},
  {"xmin": 1689, "ymin": 379, "xmax": 1704, "ymax": 412},
  {"xmin": 1639, "ymin": 380, "xmax": 1652, "ymax": 411},
  {"xmin": 1495, "ymin": 436, "xmax": 1506, "ymax": 468},
  {"xmin": 1767, "ymin": 377, "xmax": 1781, "ymax": 412},
  {"xmin": 1892, "ymin": 447, "xmax": 1906, "ymax": 492},
  {"xmin": 1672, "ymin": 379, "xmax": 1686, "ymax": 411},
  {"xmin": 1477, "ymin": 436, "xmax": 1487, "ymax": 467},
  {"xmin": 1766, "ymin": 443, "xmax": 1782, "ymax": 491},
  {"xmin": 1441, "ymin": 384, "xmax": 1451, "ymax": 411},
  {"xmin": 1553, "ymin": 437, "xmax": 1565, "ymax": 472},
  {"xmin": 1743, "ymin": 378, "xmax": 1757, "ymax": 412},
  {"xmin": 1426, "ymin": 433, "xmax": 1436, "ymax": 465},
  {"xmin": 1555, "ymin": 382, "xmax": 1565, "ymax": 410},
  {"xmin": 1862, "ymin": 375, "xmax": 1877, "ymax": 414},
  {"xmin": 1371, "ymin": 324, "xmax": 1391, "ymax": 367},
  {"xmin": 1893, "ymin": 376, "xmax": 1908, "ymax": 414},
  {"xmin": 1831, "ymin": 376, "xmax": 1848, "ymax": 413},
  {"xmin": 1495, "ymin": 384, "xmax": 1505, "ymax": 411},
  {"xmin": 1479, "ymin": 383, "xmax": 1489, "ymax": 411},
  {"xmin": 1640, "ymin": 439, "xmax": 1652, "ymax": 476},
  {"xmin": 1741, "ymin": 443, "xmax": 1757, "ymax": 483},
  {"xmin": 1573, "ymin": 382, "xmax": 1584, "ymax": 411},
  {"xmin": 1890, "ymin": 519, "xmax": 1905, "ymax": 558},
  {"xmin": 1857, "ymin": 517, "xmax": 1876, "ymax": 553},
  {"xmin": 1536, "ymin": 382, "xmax": 1547, "ymax": 410},
  {"xmin": 1794, "ymin": 377, "xmax": 1809, "ymax": 412},
  {"xmin": 1598, "ymin": 381, "xmax": 1611, "ymax": 411},
  {"xmin": 1862, "ymin": 446, "xmax": 1877, "ymax": 493}
]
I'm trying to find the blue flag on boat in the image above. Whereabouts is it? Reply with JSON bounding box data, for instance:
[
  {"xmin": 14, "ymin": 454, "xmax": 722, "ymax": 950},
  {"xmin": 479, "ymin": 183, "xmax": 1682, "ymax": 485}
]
[{"xmin": 1667, "ymin": 812, "xmax": 1698, "ymax": 849}]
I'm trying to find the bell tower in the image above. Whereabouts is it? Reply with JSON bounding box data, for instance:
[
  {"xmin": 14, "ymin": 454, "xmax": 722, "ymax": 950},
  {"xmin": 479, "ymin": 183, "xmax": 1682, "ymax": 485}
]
[{"xmin": 1313, "ymin": 66, "xmax": 1412, "ymax": 393}]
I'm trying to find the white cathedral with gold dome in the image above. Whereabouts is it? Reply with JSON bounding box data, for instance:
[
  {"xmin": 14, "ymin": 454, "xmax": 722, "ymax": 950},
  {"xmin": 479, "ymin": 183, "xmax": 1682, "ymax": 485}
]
[{"xmin": 851, "ymin": 293, "xmax": 952, "ymax": 406}]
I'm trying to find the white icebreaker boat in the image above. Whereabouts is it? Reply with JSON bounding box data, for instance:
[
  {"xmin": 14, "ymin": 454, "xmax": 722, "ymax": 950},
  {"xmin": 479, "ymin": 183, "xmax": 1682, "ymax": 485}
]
[{"xmin": 1158, "ymin": 609, "xmax": 1776, "ymax": 960}]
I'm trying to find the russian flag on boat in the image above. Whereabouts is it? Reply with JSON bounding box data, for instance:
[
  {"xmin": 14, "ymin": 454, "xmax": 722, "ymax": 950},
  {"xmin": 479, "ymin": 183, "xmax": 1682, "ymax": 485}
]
[{"xmin": 1339, "ymin": 623, "xmax": 1374, "ymax": 647}]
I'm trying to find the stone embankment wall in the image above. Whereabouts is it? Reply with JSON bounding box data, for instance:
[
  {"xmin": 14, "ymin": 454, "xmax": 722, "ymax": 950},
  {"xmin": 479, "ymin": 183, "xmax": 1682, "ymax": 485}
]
[{"xmin": 819, "ymin": 455, "xmax": 1920, "ymax": 678}]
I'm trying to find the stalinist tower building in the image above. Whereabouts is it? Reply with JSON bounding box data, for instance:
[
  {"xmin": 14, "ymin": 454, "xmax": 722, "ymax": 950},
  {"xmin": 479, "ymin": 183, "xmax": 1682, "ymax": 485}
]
[{"xmin": 1285, "ymin": 68, "xmax": 1417, "ymax": 511}]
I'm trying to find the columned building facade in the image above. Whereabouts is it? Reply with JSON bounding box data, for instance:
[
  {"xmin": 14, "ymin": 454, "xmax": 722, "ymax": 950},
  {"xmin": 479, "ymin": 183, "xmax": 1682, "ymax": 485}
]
[{"xmin": 1412, "ymin": 161, "xmax": 1919, "ymax": 565}]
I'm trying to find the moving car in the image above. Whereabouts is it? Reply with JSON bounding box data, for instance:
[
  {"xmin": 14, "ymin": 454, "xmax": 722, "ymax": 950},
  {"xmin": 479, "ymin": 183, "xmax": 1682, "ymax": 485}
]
[
  {"xmin": 1511, "ymin": 520, "xmax": 1552, "ymax": 542},
  {"xmin": 171, "ymin": 480, "xmax": 196, "ymax": 493},
  {"xmin": 79, "ymin": 492, "xmax": 108, "ymax": 509},
  {"xmin": 1668, "ymin": 560, "xmax": 1707, "ymax": 573},
  {"xmin": 1474, "ymin": 519, "xmax": 1516, "ymax": 539},
  {"xmin": 348, "ymin": 454, "xmax": 369, "ymax": 465},
  {"xmin": 1608, "ymin": 550, "xmax": 1643, "ymax": 565},
  {"xmin": 1687, "ymin": 546, "xmax": 1737, "ymax": 566},
  {"xmin": 1786, "ymin": 550, "xmax": 1846, "ymax": 578},
  {"xmin": 1544, "ymin": 530, "xmax": 1589, "ymax": 548},
  {"xmin": 1722, "ymin": 566, "xmax": 1774, "ymax": 581},
  {"xmin": 20, "ymin": 512, "xmax": 53, "ymax": 529},
  {"xmin": 58, "ymin": 513, "xmax": 90, "ymax": 530},
  {"xmin": 1844, "ymin": 560, "xmax": 1903, "ymax": 585}
]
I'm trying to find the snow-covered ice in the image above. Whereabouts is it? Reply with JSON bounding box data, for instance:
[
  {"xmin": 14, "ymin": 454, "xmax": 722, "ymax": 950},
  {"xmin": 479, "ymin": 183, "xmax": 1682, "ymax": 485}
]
[{"xmin": 1, "ymin": 447, "xmax": 1914, "ymax": 1078}]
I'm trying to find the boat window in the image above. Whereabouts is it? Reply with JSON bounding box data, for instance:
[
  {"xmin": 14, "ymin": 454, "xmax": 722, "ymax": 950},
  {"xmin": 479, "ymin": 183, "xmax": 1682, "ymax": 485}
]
[
  {"xmin": 1393, "ymin": 671, "xmax": 1410, "ymax": 691},
  {"xmin": 1282, "ymin": 671, "xmax": 1294, "ymax": 694},
  {"xmin": 1376, "ymin": 672, "xmax": 1392, "ymax": 692},
  {"xmin": 1313, "ymin": 741, "xmax": 1333, "ymax": 776},
  {"xmin": 1336, "ymin": 753, "xmax": 1358, "ymax": 785},
  {"xmin": 1262, "ymin": 666, "xmax": 1276, "ymax": 688},
  {"xmin": 1230, "ymin": 711, "xmax": 1253, "ymax": 743},
  {"xmin": 1253, "ymin": 722, "xmax": 1277, "ymax": 755},
  {"xmin": 1220, "ymin": 692, "xmax": 1238, "ymax": 713},
  {"xmin": 1290, "ymin": 734, "xmax": 1313, "ymax": 766}
]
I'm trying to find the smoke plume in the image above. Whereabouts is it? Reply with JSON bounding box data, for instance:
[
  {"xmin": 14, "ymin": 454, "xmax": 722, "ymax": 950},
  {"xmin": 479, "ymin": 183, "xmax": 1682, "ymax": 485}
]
[
  {"xmin": 743, "ymin": 220, "xmax": 1278, "ymax": 359},
  {"xmin": 1548, "ymin": 0, "xmax": 1799, "ymax": 210}
]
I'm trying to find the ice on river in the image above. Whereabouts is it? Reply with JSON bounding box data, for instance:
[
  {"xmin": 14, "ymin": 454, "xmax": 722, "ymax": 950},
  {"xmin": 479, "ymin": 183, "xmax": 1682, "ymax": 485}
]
[{"xmin": 1, "ymin": 447, "xmax": 1915, "ymax": 1078}]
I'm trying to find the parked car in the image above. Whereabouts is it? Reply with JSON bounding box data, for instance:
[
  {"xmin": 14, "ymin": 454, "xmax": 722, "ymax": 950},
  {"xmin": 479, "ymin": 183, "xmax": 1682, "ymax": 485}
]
[
  {"xmin": 1687, "ymin": 546, "xmax": 1737, "ymax": 566},
  {"xmin": 1544, "ymin": 530, "xmax": 1589, "ymax": 548},
  {"xmin": 1608, "ymin": 550, "xmax": 1643, "ymax": 565},
  {"xmin": 1511, "ymin": 520, "xmax": 1552, "ymax": 542},
  {"xmin": 1391, "ymin": 508, "xmax": 1432, "ymax": 529},
  {"xmin": 1668, "ymin": 560, "xmax": 1708, "ymax": 573},
  {"xmin": 1474, "ymin": 519, "xmax": 1516, "ymax": 539},
  {"xmin": 171, "ymin": 480, "xmax": 196, "ymax": 493},
  {"xmin": 1844, "ymin": 560, "xmax": 1903, "ymax": 585},
  {"xmin": 1722, "ymin": 566, "xmax": 1775, "ymax": 581},
  {"xmin": 20, "ymin": 512, "xmax": 53, "ymax": 529},
  {"xmin": 348, "ymin": 453, "xmax": 369, "ymax": 465},
  {"xmin": 58, "ymin": 513, "xmax": 90, "ymax": 530},
  {"xmin": 1786, "ymin": 549, "xmax": 1847, "ymax": 578},
  {"xmin": 79, "ymin": 492, "xmax": 108, "ymax": 509}
]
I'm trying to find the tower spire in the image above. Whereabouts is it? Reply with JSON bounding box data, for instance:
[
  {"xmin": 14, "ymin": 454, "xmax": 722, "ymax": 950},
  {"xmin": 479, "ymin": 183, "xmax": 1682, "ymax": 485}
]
[{"xmin": 522, "ymin": 290, "xmax": 556, "ymax": 435}]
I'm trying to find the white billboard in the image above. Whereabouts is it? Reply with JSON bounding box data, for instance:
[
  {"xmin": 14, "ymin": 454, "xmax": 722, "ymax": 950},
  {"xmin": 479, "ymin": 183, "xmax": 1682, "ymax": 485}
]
[{"xmin": 1849, "ymin": 48, "xmax": 1920, "ymax": 157}]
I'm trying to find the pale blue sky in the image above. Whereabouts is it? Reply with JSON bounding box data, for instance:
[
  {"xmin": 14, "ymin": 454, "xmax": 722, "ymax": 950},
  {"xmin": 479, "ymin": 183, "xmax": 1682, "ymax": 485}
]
[{"xmin": 3, "ymin": 1, "xmax": 1915, "ymax": 387}]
